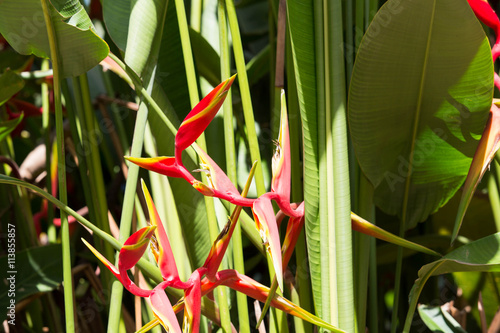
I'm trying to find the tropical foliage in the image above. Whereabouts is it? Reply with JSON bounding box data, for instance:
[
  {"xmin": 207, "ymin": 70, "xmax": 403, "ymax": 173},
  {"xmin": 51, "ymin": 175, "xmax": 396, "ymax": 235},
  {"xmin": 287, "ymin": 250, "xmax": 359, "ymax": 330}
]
[{"xmin": 1, "ymin": 0, "xmax": 500, "ymax": 332}]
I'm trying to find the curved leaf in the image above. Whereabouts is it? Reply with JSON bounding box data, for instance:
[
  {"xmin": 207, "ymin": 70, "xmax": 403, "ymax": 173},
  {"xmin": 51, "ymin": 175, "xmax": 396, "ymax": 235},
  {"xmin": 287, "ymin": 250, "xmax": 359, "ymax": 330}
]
[
  {"xmin": 348, "ymin": 0, "xmax": 493, "ymax": 228},
  {"xmin": 102, "ymin": 0, "xmax": 130, "ymax": 50},
  {"xmin": 0, "ymin": 0, "xmax": 108, "ymax": 77},
  {"xmin": 404, "ymin": 232, "xmax": 500, "ymax": 331}
]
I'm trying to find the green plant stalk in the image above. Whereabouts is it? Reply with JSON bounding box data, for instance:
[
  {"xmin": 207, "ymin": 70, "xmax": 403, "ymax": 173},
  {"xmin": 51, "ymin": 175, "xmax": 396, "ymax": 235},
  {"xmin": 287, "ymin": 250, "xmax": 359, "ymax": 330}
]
[
  {"xmin": 190, "ymin": 0, "xmax": 202, "ymax": 32},
  {"xmin": 219, "ymin": 2, "xmax": 251, "ymax": 332},
  {"xmin": 174, "ymin": 0, "xmax": 232, "ymax": 329},
  {"xmin": 287, "ymin": 0, "xmax": 323, "ymax": 323},
  {"xmin": 39, "ymin": 0, "xmax": 74, "ymax": 330},
  {"xmin": 491, "ymin": 162, "xmax": 500, "ymax": 232},
  {"xmin": 225, "ymin": 0, "xmax": 266, "ymax": 196},
  {"xmin": 368, "ymin": 237, "xmax": 378, "ymax": 333},
  {"xmin": 355, "ymin": 0, "xmax": 364, "ymax": 51},
  {"xmin": 327, "ymin": 0, "xmax": 354, "ymax": 330},
  {"xmin": 41, "ymin": 59, "xmax": 56, "ymax": 243},
  {"xmin": 63, "ymin": 80, "xmax": 97, "ymax": 229},
  {"xmin": 367, "ymin": 0, "xmax": 378, "ymax": 27},
  {"xmin": 78, "ymin": 74, "xmax": 114, "ymax": 259},
  {"xmin": 323, "ymin": 0, "xmax": 338, "ymax": 326},
  {"xmin": 19, "ymin": 69, "xmax": 54, "ymax": 79},
  {"xmin": 101, "ymin": 71, "xmax": 130, "ymax": 152},
  {"xmin": 287, "ymin": 23, "xmax": 313, "ymax": 333},
  {"xmin": 354, "ymin": 175, "xmax": 375, "ymax": 333},
  {"xmin": 314, "ymin": 0, "xmax": 331, "ymax": 325},
  {"xmin": 345, "ymin": 0, "xmax": 354, "ymax": 84}
]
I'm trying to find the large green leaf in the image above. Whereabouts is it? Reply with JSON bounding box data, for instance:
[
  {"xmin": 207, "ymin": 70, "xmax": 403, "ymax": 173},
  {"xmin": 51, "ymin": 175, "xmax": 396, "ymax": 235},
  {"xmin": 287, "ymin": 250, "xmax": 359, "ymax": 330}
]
[
  {"xmin": 0, "ymin": 0, "xmax": 108, "ymax": 77},
  {"xmin": 403, "ymin": 232, "xmax": 500, "ymax": 331},
  {"xmin": 348, "ymin": 0, "xmax": 493, "ymax": 228},
  {"xmin": 102, "ymin": 0, "xmax": 130, "ymax": 50},
  {"xmin": 0, "ymin": 244, "xmax": 63, "ymax": 321}
]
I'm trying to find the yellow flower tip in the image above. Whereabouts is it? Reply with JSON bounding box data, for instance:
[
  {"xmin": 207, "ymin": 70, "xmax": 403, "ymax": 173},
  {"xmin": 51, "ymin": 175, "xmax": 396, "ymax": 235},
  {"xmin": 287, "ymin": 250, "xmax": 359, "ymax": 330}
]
[{"xmin": 192, "ymin": 180, "xmax": 215, "ymax": 196}]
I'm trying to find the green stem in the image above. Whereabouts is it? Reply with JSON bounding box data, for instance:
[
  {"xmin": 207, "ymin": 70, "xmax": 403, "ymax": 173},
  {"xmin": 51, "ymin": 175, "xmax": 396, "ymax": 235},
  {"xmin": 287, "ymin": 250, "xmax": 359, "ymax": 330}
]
[
  {"xmin": 101, "ymin": 71, "xmax": 130, "ymax": 153},
  {"xmin": 19, "ymin": 69, "xmax": 54, "ymax": 79},
  {"xmin": 313, "ymin": 0, "xmax": 330, "ymax": 324},
  {"xmin": 226, "ymin": 0, "xmax": 266, "ymax": 196},
  {"xmin": 77, "ymin": 74, "xmax": 115, "ymax": 283},
  {"xmin": 491, "ymin": 161, "xmax": 500, "ymax": 232},
  {"xmin": 354, "ymin": 175, "xmax": 375, "ymax": 333},
  {"xmin": 368, "ymin": 236, "xmax": 378, "ymax": 333},
  {"xmin": 219, "ymin": 2, "xmax": 251, "ymax": 332},
  {"xmin": 39, "ymin": 0, "xmax": 74, "ymax": 331},
  {"xmin": 41, "ymin": 59, "xmax": 56, "ymax": 243},
  {"xmin": 287, "ymin": 22, "xmax": 313, "ymax": 333},
  {"xmin": 327, "ymin": 0, "xmax": 354, "ymax": 330}
]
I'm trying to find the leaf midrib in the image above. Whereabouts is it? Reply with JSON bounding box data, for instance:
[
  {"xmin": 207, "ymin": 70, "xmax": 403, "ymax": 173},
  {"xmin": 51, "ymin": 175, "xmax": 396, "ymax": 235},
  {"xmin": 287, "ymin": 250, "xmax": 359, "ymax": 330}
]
[{"xmin": 401, "ymin": 0, "xmax": 437, "ymax": 226}]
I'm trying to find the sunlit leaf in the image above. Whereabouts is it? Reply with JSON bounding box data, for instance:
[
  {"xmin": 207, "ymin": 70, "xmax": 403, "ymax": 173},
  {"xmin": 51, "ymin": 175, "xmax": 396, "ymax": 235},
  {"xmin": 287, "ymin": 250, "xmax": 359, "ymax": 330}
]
[
  {"xmin": 0, "ymin": 0, "xmax": 109, "ymax": 77},
  {"xmin": 349, "ymin": 0, "xmax": 493, "ymax": 228}
]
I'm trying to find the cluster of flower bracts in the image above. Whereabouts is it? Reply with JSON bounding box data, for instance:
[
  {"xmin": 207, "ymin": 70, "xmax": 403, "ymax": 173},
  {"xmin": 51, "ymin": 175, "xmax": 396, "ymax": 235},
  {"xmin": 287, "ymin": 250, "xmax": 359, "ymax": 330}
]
[{"xmin": 84, "ymin": 76, "xmax": 343, "ymax": 332}]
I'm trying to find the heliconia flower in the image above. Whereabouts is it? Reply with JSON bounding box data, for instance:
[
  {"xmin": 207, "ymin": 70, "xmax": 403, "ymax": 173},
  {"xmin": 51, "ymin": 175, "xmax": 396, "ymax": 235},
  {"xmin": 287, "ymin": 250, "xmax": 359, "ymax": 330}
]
[
  {"xmin": 267, "ymin": 90, "xmax": 301, "ymax": 219},
  {"xmin": 452, "ymin": 102, "xmax": 500, "ymax": 243},
  {"xmin": 150, "ymin": 281, "xmax": 182, "ymax": 333},
  {"xmin": 175, "ymin": 75, "xmax": 237, "ymax": 163},
  {"xmin": 191, "ymin": 143, "xmax": 254, "ymax": 207},
  {"xmin": 183, "ymin": 269, "xmax": 203, "ymax": 333},
  {"xmin": 120, "ymin": 225, "xmax": 157, "ymax": 270},
  {"xmin": 281, "ymin": 203, "xmax": 305, "ymax": 269},
  {"xmin": 125, "ymin": 156, "xmax": 195, "ymax": 183},
  {"xmin": 203, "ymin": 160, "xmax": 256, "ymax": 281},
  {"xmin": 272, "ymin": 90, "xmax": 291, "ymax": 204},
  {"xmin": 82, "ymin": 227, "xmax": 155, "ymax": 297},
  {"xmin": 200, "ymin": 270, "xmax": 346, "ymax": 333},
  {"xmin": 142, "ymin": 180, "xmax": 189, "ymax": 288},
  {"xmin": 252, "ymin": 194, "xmax": 284, "ymax": 292}
]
